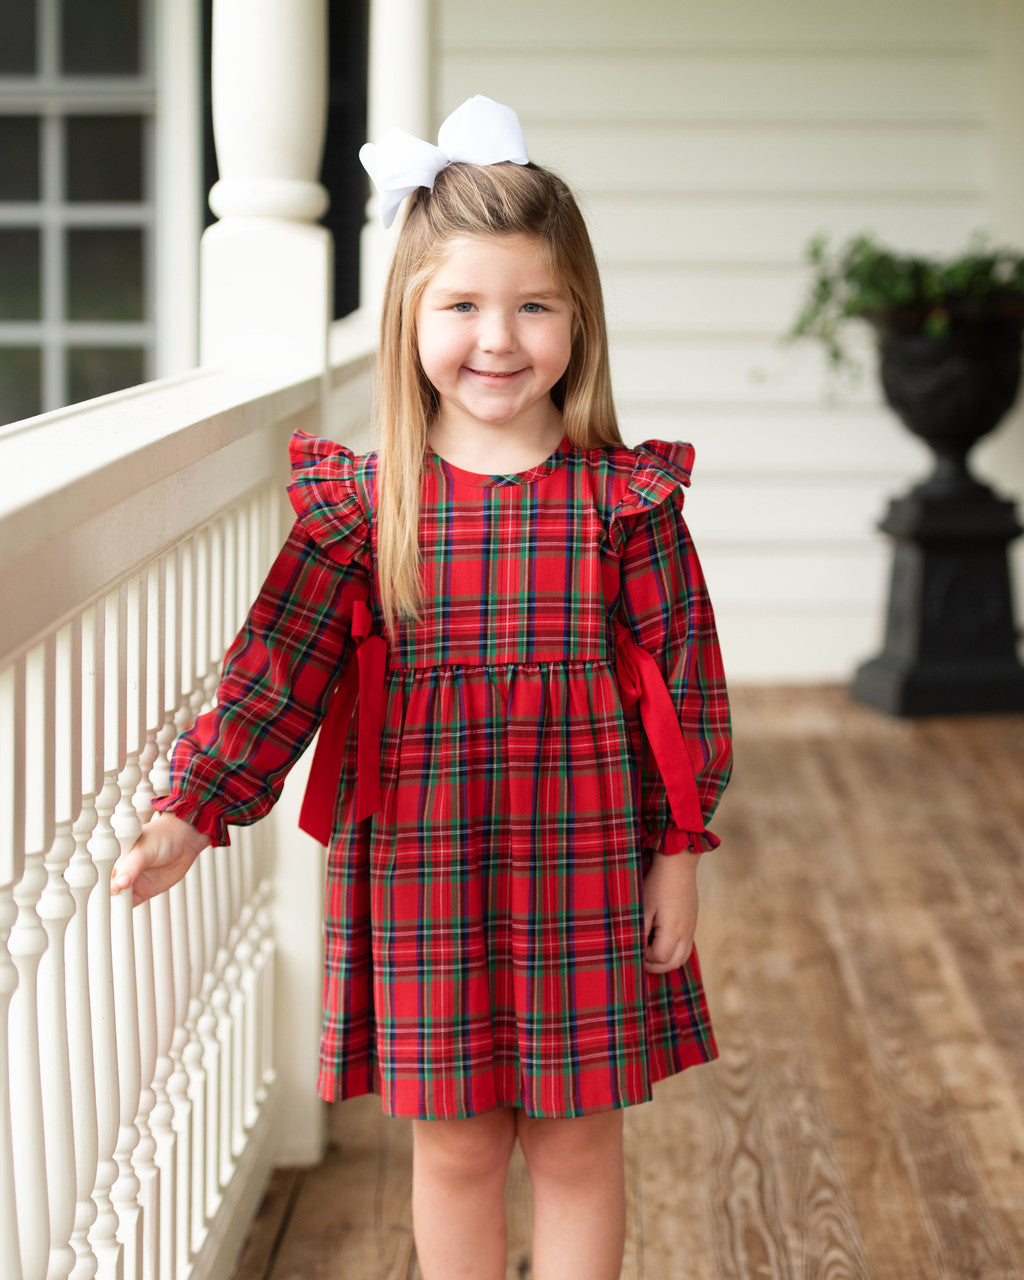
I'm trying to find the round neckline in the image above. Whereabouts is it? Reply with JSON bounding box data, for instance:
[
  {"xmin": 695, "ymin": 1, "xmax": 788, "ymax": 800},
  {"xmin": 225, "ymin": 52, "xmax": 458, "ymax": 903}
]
[{"xmin": 428, "ymin": 432, "xmax": 573, "ymax": 487}]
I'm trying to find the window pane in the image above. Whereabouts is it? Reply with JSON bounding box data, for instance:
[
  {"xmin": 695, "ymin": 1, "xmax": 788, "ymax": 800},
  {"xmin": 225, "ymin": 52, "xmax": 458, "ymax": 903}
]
[
  {"xmin": 0, "ymin": 228, "xmax": 41, "ymax": 320},
  {"xmin": 66, "ymin": 116, "xmax": 144, "ymax": 202},
  {"xmin": 61, "ymin": 0, "xmax": 141, "ymax": 75},
  {"xmin": 0, "ymin": 0, "xmax": 37, "ymax": 74},
  {"xmin": 66, "ymin": 228, "xmax": 144, "ymax": 321},
  {"xmin": 0, "ymin": 348, "xmax": 42, "ymax": 425},
  {"xmin": 68, "ymin": 345, "xmax": 146, "ymax": 403},
  {"xmin": 0, "ymin": 117, "xmax": 41, "ymax": 201}
]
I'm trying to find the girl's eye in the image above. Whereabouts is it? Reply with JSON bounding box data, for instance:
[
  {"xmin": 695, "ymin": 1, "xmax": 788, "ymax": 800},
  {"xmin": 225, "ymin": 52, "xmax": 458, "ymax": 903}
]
[
  {"xmin": 451, "ymin": 302, "xmax": 475, "ymax": 313},
  {"xmin": 521, "ymin": 302, "xmax": 545, "ymax": 314}
]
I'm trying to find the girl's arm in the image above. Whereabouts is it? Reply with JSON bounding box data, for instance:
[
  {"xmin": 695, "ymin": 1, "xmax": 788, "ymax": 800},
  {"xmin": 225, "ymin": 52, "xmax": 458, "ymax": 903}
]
[
  {"xmin": 618, "ymin": 490, "xmax": 732, "ymax": 857},
  {"xmin": 617, "ymin": 491, "xmax": 731, "ymax": 971},
  {"xmin": 112, "ymin": 520, "xmax": 367, "ymax": 899}
]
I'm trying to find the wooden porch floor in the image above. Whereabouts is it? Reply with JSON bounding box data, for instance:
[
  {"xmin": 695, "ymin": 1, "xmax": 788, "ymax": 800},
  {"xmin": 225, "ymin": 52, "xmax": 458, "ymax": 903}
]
[{"xmin": 231, "ymin": 685, "xmax": 1024, "ymax": 1279}]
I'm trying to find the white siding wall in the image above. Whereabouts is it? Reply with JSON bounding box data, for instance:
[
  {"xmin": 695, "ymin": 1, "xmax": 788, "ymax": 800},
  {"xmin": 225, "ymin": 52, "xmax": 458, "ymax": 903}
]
[{"xmin": 435, "ymin": 0, "xmax": 1024, "ymax": 681}]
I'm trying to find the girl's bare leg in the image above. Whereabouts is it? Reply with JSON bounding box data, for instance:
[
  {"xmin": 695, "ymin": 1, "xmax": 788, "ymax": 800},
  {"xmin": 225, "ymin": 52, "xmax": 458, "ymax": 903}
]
[
  {"xmin": 516, "ymin": 1108, "xmax": 626, "ymax": 1280},
  {"xmin": 411, "ymin": 1106, "xmax": 518, "ymax": 1280}
]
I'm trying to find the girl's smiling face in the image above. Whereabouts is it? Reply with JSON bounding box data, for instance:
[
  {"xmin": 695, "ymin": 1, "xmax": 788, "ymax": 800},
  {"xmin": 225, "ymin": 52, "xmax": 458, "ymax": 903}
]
[{"xmin": 416, "ymin": 233, "xmax": 574, "ymax": 439}]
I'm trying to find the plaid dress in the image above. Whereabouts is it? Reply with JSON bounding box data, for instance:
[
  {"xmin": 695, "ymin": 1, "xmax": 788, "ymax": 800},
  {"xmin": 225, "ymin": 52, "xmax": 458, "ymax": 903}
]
[{"xmin": 155, "ymin": 429, "xmax": 732, "ymax": 1119}]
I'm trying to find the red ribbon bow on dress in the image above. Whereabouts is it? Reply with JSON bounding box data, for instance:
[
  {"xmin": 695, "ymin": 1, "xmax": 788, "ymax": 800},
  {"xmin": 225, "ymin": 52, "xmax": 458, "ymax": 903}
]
[
  {"xmin": 299, "ymin": 583, "xmax": 386, "ymax": 844},
  {"xmin": 611, "ymin": 620, "xmax": 707, "ymax": 837}
]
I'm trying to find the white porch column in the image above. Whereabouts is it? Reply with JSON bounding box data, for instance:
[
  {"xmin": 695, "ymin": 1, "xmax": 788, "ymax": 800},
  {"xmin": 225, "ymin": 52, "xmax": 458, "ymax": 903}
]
[
  {"xmin": 201, "ymin": 0, "xmax": 332, "ymax": 373},
  {"xmin": 359, "ymin": 0, "xmax": 434, "ymax": 313},
  {"xmin": 200, "ymin": 0, "xmax": 334, "ymax": 1168}
]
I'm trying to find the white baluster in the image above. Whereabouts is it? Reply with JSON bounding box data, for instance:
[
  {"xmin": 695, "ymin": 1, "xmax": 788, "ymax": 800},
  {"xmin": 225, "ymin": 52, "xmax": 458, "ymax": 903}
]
[
  {"xmin": 256, "ymin": 879, "xmax": 276, "ymax": 1097},
  {"xmin": 111, "ymin": 758, "xmax": 143, "ymax": 1278},
  {"xmin": 239, "ymin": 851, "xmax": 260, "ymax": 1132},
  {"xmin": 162, "ymin": 546, "xmax": 195, "ymax": 1280},
  {"xmin": 172, "ymin": 533, "xmax": 217, "ymax": 1256},
  {"xmin": 181, "ymin": 867, "xmax": 209, "ymax": 1257},
  {"xmin": 11, "ymin": 635, "xmax": 58, "ymax": 1280},
  {"xmin": 131, "ymin": 896, "xmax": 159, "ymax": 1280},
  {"xmin": 167, "ymin": 878, "xmax": 193, "ymax": 1280},
  {"xmin": 222, "ymin": 845, "xmax": 247, "ymax": 1157},
  {"xmin": 209, "ymin": 850, "xmax": 235, "ymax": 1189},
  {"xmin": 132, "ymin": 738, "xmax": 161, "ymax": 1280},
  {"xmin": 42, "ymin": 617, "xmax": 82, "ymax": 1280},
  {"xmin": 66, "ymin": 801, "xmax": 99, "ymax": 1280},
  {"xmin": 231, "ymin": 904, "xmax": 255, "ymax": 1147},
  {"xmin": 86, "ymin": 771, "xmax": 123, "ymax": 1279},
  {"xmin": 0, "ymin": 877, "xmax": 23, "ymax": 1280},
  {"xmin": 234, "ymin": 505, "xmax": 250, "ymax": 642},
  {"xmin": 9, "ymin": 839, "xmax": 51, "ymax": 1280},
  {"xmin": 232, "ymin": 830, "xmax": 257, "ymax": 1135},
  {"xmin": 149, "ymin": 719, "xmax": 174, "ymax": 815},
  {"xmin": 1, "ymin": 661, "xmax": 27, "ymax": 1278},
  {"xmin": 38, "ymin": 821, "xmax": 78, "ymax": 1280},
  {"xmin": 219, "ymin": 512, "xmax": 237, "ymax": 655},
  {"xmin": 24, "ymin": 636, "xmax": 56, "ymax": 874},
  {"xmin": 185, "ymin": 855, "xmax": 217, "ymax": 1245},
  {"xmin": 147, "ymin": 707, "xmax": 180, "ymax": 1280},
  {"xmin": 207, "ymin": 519, "xmax": 225, "ymax": 688},
  {"xmin": 134, "ymin": 736, "xmax": 157, "ymax": 824},
  {"xmin": 148, "ymin": 888, "xmax": 177, "ymax": 1280}
]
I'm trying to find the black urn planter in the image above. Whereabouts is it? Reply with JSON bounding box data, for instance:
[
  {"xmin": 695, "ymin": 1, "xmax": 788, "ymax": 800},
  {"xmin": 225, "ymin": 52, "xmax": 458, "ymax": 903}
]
[{"xmin": 851, "ymin": 318, "xmax": 1024, "ymax": 715}]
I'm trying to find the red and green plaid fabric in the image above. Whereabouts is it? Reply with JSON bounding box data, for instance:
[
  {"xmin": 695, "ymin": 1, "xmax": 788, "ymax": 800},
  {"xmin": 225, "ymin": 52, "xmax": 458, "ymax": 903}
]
[{"xmin": 155, "ymin": 429, "xmax": 732, "ymax": 1118}]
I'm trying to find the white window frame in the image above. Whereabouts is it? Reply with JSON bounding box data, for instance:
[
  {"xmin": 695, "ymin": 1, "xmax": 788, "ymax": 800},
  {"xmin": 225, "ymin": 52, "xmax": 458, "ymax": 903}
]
[{"xmin": 0, "ymin": 0, "xmax": 205, "ymax": 421}]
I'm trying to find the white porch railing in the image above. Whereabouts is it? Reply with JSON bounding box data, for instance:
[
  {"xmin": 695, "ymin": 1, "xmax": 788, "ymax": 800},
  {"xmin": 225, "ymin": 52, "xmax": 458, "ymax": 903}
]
[{"xmin": 0, "ymin": 331, "xmax": 375, "ymax": 1280}]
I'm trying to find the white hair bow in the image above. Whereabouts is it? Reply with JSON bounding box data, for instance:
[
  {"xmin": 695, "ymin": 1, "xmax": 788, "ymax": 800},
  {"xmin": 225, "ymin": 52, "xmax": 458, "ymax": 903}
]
[{"xmin": 359, "ymin": 95, "xmax": 530, "ymax": 229}]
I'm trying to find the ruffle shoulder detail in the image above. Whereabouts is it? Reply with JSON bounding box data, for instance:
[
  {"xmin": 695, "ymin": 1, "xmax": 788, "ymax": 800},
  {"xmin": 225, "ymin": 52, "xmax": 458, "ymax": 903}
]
[
  {"xmin": 286, "ymin": 430, "xmax": 372, "ymax": 568},
  {"xmin": 606, "ymin": 439, "xmax": 695, "ymax": 555}
]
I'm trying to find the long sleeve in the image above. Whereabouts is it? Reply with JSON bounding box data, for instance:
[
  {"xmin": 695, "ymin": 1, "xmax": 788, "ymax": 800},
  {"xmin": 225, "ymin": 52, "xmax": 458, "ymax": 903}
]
[
  {"xmin": 617, "ymin": 478, "xmax": 732, "ymax": 855},
  {"xmin": 152, "ymin": 520, "xmax": 369, "ymax": 845}
]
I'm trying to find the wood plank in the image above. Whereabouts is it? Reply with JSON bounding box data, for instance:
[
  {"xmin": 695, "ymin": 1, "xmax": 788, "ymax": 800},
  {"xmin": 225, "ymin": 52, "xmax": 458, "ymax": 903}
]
[
  {"xmin": 621, "ymin": 1081, "xmax": 708, "ymax": 1280},
  {"xmin": 711, "ymin": 733, "xmax": 926, "ymax": 1280},
  {"xmin": 269, "ymin": 1095, "xmax": 415, "ymax": 1280},
  {"xmin": 806, "ymin": 708, "xmax": 1023, "ymax": 1278},
  {"xmin": 229, "ymin": 1168, "xmax": 302, "ymax": 1280}
]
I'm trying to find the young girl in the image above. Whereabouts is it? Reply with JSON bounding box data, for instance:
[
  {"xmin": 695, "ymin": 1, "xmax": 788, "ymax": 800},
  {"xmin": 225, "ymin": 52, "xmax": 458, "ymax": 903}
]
[{"xmin": 113, "ymin": 96, "xmax": 732, "ymax": 1280}]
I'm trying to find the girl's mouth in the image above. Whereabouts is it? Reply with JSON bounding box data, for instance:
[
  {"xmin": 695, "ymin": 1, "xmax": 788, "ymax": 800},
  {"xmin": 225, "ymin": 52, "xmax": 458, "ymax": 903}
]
[{"xmin": 465, "ymin": 367, "xmax": 525, "ymax": 381}]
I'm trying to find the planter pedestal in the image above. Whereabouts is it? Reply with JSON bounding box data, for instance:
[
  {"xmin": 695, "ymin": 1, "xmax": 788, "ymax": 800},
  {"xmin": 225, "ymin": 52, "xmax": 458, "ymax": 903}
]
[{"xmin": 852, "ymin": 484, "xmax": 1024, "ymax": 715}]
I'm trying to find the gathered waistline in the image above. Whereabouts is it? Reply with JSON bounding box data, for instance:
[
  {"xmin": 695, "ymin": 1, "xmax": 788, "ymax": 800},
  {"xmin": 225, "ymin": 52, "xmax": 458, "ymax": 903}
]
[
  {"xmin": 297, "ymin": 584, "xmax": 710, "ymax": 848},
  {"xmin": 385, "ymin": 656, "xmax": 614, "ymax": 675}
]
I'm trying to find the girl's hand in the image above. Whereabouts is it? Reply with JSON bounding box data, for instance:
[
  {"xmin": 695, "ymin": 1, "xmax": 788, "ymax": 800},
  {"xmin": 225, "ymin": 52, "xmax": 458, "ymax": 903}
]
[
  {"xmin": 110, "ymin": 811, "xmax": 210, "ymax": 905},
  {"xmin": 642, "ymin": 851, "xmax": 700, "ymax": 973}
]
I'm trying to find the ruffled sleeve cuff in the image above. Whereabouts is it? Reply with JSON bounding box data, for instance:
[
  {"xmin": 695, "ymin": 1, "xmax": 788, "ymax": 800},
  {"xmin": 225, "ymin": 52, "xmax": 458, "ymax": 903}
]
[
  {"xmin": 656, "ymin": 824, "xmax": 721, "ymax": 856},
  {"xmin": 151, "ymin": 792, "xmax": 231, "ymax": 848},
  {"xmin": 287, "ymin": 430, "xmax": 371, "ymax": 568},
  {"xmin": 606, "ymin": 438, "xmax": 695, "ymax": 557}
]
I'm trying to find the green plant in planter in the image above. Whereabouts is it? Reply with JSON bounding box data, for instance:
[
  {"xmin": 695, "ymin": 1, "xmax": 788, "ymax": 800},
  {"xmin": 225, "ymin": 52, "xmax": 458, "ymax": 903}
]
[
  {"xmin": 786, "ymin": 230, "xmax": 1024, "ymax": 388},
  {"xmin": 785, "ymin": 230, "xmax": 1024, "ymax": 717}
]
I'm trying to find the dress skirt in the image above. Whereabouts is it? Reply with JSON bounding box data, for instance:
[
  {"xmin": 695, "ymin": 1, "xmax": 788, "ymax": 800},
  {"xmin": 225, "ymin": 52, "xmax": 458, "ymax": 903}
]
[{"xmin": 320, "ymin": 656, "xmax": 717, "ymax": 1118}]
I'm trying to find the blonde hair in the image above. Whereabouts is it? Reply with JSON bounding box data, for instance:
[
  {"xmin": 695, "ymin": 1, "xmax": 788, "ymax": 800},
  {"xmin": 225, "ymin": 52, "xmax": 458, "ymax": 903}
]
[{"xmin": 374, "ymin": 160, "xmax": 623, "ymax": 639}]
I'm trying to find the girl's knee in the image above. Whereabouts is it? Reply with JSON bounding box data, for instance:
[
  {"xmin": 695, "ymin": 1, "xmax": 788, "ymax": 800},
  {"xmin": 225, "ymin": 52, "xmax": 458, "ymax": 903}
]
[
  {"xmin": 413, "ymin": 1106, "xmax": 517, "ymax": 1182},
  {"xmin": 516, "ymin": 1108, "xmax": 624, "ymax": 1183}
]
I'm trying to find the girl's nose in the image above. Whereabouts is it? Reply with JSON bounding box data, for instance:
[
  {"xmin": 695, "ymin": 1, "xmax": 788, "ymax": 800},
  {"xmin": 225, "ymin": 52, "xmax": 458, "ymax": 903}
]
[{"xmin": 478, "ymin": 312, "xmax": 516, "ymax": 354}]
